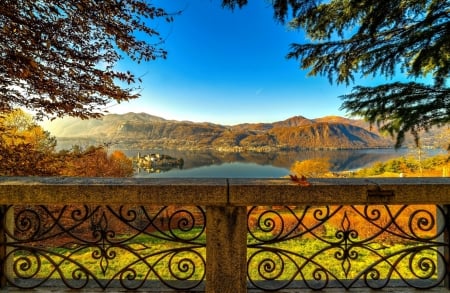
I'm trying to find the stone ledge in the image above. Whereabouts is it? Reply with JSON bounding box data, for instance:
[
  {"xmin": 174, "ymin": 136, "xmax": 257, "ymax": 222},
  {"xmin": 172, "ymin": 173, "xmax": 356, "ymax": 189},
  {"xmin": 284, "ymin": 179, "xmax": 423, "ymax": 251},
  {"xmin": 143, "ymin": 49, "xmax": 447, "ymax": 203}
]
[
  {"xmin": 0, "ymin": 177, "xmax": 227, "ymax": 205},
  {"xmin": 0, "ymin": 177, "xmax": 448, "ymax": 205},
  {"xmin": 229, "ymin": 177, "xmax": 450, "ymax": 205}
]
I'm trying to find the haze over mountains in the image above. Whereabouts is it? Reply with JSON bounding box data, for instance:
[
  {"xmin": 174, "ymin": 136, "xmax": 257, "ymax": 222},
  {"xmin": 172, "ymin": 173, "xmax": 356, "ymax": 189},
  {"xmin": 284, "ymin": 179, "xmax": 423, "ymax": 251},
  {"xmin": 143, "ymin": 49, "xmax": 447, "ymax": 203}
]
[{"xmin": 45, "ymin": 112, "xmax": 397, "ymax": 151}]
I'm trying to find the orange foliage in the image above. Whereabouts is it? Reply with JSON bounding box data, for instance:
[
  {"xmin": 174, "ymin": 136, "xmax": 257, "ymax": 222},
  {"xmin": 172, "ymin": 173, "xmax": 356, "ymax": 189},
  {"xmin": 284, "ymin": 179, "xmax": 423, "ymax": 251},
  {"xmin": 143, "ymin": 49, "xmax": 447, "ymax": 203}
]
[
  {"xmin": 109, "ymin": 150, "xmax": 134, "ymax": 177},
  {"xmin": 0, "ymin": 109, "xmax": 59, "ymax": 175},
  {"xmin": 250, "ymin": 205, "xmax": 437, "ymax": 244},
  {"xmin": 60, "ymin": 147, "xmax": 134, "ymax": 177},
  {"xmin": 343, "ymin": 205, "xmax": 437, "ymax": 243},
  {"xmin": 290, "ymin": 158, "xmax": 331, "ymax": 178}
]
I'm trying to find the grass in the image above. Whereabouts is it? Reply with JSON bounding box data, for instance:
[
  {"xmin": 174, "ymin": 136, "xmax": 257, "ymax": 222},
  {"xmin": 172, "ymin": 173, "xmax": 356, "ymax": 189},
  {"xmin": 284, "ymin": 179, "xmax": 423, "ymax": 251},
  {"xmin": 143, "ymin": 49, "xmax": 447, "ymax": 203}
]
[
  {"xmin": 11, "ymin": 205, "xmax": 442, "ymax": 287},
  {"xmin": 13, "ymin": 229, "xmax": 206, "ymax": 282},
  {"xmin": 247, "ymin": 237, "xmax": 439, "ymax": 282},
  {"xmin": 246, "ymin": 205, "xmax": 441, "ymax": 283}
]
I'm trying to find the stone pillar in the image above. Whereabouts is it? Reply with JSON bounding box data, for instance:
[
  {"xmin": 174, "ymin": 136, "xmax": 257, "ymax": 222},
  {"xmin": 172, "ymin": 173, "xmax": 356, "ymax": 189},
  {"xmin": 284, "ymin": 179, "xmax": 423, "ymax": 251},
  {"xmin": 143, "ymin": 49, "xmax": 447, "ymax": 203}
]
[
  {"xmin": 0, "ymin": 205, "xmax": 12, "ymax": 289},
  {"xmin": 444, "ymin": 205, "xmax": 450, "ymax": 289},
  {"xmin": 206, "ymin": 205, "xmax": 247, "ymax": 293}
]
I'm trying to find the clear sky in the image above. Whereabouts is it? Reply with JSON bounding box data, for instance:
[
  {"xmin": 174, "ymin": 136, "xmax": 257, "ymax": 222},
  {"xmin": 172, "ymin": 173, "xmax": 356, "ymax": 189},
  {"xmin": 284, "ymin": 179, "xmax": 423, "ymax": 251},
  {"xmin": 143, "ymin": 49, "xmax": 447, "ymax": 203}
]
[{"xmin": 108, "ymin": 0, "xmax": 361, "ymax": 125}]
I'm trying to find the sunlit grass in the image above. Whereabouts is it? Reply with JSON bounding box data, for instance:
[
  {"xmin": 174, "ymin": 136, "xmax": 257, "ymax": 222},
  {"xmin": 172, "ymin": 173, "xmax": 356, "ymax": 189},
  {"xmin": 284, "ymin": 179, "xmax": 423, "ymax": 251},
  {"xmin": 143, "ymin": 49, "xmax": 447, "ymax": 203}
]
[
  {"xmin": 12, "ymin": 206, "xmax": 440, "ymax": 285},
  {"xmin": 13, "ymin": 230, "xmax": 206, "ymax": 282},
  {"xmin": 247, "ymin": 238, "xmax": 438, "ymax": 281}
]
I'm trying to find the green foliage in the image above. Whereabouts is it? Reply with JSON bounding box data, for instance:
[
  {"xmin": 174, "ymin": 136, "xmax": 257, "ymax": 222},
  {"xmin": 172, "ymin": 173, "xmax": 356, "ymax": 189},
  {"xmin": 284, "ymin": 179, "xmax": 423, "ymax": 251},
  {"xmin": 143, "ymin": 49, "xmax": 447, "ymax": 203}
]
[
  {"xmin": 351, "ymin": 154, "xmax": 449, "ymax": 177},
  {"xmin": 422, "ymin": 154, "xmax": 449, "ymax": 169},
  {"xmin": 0, "ymin": 1, "xmax": 175, "ymax": 119},
  {"xmin": 340, "ymin": 83, "xmax": 450, "ymax": 148},
  {"xmin": 223, "ymin": 0, "xmax": 450, "ymax": 148}
]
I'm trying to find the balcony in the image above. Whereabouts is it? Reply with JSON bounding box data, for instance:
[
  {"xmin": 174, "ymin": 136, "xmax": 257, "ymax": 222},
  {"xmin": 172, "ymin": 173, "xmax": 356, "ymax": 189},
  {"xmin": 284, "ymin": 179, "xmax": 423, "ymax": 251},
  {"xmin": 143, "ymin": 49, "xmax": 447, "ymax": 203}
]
[{"xmin": 0, "ymin": 177, "xmax": 449, "ymax": 292}]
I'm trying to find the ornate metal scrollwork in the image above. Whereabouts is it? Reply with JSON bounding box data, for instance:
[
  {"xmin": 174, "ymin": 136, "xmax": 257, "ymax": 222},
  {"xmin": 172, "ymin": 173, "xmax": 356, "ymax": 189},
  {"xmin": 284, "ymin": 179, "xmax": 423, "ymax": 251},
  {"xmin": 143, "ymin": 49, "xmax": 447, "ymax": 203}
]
[
  {"xmin": 0, "ymin": 204, "xmax": 206, "ymax": 290},
  {"xmin": 247, "ymin": 205, "xmax": 448, "ymax": 291}
]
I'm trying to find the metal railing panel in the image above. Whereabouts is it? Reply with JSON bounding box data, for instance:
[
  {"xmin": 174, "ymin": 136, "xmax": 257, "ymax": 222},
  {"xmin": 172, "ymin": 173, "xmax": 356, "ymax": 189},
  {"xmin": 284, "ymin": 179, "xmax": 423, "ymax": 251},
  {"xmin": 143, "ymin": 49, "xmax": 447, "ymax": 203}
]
[
  {"xmin": 0, "ymin": 177, "xmax": 448, "ymax": 292},
  {"xmin": 246, "ymin": 204, "xmax": 448, "ymax": 291},
  {"xmin": 1, "ymin": 204, "xmax": 206, "ymax": 291}
]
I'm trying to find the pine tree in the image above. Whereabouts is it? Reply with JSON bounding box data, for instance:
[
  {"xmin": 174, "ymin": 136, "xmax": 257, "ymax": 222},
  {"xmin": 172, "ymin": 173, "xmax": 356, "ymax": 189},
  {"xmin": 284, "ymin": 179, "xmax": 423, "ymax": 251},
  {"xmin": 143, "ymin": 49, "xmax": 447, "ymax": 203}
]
[{"xmin": 223, "ymin": 0, "xmax": 450, "ymax": 147}]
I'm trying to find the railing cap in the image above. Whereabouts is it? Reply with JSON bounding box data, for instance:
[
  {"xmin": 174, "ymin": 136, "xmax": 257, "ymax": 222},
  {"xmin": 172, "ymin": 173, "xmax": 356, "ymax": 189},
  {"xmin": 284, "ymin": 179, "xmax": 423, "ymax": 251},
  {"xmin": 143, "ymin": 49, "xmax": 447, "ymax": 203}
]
[
  {"xmin": 229, "ymin": 177, "xmax": 450, "ymax": 205},
  {"xmin": 0, "ymin": 177, "xmax": 227, "ymax": 205},
  {"xmin": 0, "ymin": 177, "xmax": 449, "ymax": 205}
]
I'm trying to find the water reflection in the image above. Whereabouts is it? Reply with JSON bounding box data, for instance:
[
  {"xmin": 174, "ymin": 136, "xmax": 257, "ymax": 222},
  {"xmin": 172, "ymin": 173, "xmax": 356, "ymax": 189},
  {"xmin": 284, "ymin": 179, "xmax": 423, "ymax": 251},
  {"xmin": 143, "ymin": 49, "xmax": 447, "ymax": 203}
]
[
  {"xmin": 124, "ymin": 148, "xmax": 445, "ymax": 178},
  {"xmin": 135, "ymin": 162, "xmax": 288, "ymax": 178}
]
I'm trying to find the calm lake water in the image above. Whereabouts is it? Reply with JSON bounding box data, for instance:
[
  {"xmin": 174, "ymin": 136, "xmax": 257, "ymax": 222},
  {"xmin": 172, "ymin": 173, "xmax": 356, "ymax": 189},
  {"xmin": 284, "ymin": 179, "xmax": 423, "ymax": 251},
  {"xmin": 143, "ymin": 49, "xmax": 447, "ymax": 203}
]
[
  {"xmin": 127, "ymin": 148, "xmax": 447, "ymax": 178},
  {"xmin": 135, "ymin": 162, "xmax": 288, "ymax": 178}
]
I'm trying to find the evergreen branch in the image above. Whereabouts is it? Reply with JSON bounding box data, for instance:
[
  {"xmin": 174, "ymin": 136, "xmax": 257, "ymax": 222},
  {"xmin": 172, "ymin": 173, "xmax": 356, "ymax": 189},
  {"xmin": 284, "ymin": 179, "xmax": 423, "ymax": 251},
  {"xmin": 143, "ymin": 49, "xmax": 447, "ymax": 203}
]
[{"xmin": 340, "ymin": 82, "xmax": 450, "ymax": 148}]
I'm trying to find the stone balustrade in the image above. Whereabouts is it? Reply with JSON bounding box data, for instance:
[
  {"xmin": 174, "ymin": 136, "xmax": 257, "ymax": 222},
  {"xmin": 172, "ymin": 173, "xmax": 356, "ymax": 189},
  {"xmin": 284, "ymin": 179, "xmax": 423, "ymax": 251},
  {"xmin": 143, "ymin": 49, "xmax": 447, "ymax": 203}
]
[{"xmin": 0, "ymin": 177, "xmax": 449, "ymax": 292}]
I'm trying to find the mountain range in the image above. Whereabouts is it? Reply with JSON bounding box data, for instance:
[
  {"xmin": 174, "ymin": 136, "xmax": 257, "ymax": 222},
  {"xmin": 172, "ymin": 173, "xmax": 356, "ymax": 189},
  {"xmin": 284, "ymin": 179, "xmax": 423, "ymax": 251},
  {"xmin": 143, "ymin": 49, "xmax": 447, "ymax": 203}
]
[{"xmin": 45, "ymin": 113, "xmax": 398, "ymax": 151}]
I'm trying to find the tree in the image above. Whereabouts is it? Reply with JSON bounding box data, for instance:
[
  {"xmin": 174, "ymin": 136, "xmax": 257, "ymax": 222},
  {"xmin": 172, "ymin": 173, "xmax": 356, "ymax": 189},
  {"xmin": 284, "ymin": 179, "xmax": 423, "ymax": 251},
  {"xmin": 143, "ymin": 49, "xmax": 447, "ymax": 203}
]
[
  {"xmin": 109, "ymin": 150, "xmax": 135, "ymax": 177},
  {"xmin": 0, "ymin": 110, "xmax": 134, "ymax": 177},
  {"xmin": 1, "ymin": 1, "xmax": 175, "ymax": 119},
  {"xmin": 290, "ymin": 158, "xmax": 331, "ymax": 177},
  {"xmin": 60, "ymin": 146, "xmax": 134, "ymax": 177},
  {"xmin": 0, "ymin": 109, "xmax": 59, "ymax": 175},
  {"xmin": 223, "ymin": 0, "xmax": 449, "ymax": 148}
]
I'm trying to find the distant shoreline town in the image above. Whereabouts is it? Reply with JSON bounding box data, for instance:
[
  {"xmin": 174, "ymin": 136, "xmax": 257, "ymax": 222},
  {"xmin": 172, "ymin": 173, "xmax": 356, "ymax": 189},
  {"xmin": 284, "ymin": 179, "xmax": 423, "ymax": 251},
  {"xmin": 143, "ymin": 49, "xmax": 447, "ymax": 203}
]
[{"xmin": 47, "ymin": 112, "xmax": 448, "ymax": 152}]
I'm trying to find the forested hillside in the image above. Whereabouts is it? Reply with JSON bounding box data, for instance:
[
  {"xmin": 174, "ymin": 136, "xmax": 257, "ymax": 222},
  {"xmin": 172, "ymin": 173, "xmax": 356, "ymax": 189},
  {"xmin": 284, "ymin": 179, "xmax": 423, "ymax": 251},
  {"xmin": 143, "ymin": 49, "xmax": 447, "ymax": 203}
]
[{"xmin": 44, "ymin": 113, "xmax": 403, "ymax": 151}]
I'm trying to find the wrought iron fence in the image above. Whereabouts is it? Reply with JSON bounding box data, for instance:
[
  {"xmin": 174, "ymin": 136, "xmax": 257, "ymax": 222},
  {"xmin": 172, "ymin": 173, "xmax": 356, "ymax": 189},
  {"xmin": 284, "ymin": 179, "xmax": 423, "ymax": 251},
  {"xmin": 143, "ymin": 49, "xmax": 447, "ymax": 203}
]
[
  {"xmin": 0, "ymin": 177, "xmax": 449, "ymax": 292},
  {"xmin": 2, "ymin": 204, "xmax": 206, "ymax": 290},
  {"xmin": 247, "ymin": 204, "xmax": 447, "ymax": 291}
]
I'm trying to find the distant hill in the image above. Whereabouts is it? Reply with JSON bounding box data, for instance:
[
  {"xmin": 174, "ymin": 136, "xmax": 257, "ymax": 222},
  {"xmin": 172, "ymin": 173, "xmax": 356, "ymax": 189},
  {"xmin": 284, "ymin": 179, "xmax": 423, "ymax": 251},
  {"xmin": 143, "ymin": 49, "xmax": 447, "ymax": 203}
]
[
  {"xmin": 314, "ymin": 115, "xmax": 449, "ymax": 149},
  {"xmin": 44, "ymin": 112, "xmax": 396, "ymax": 151}
]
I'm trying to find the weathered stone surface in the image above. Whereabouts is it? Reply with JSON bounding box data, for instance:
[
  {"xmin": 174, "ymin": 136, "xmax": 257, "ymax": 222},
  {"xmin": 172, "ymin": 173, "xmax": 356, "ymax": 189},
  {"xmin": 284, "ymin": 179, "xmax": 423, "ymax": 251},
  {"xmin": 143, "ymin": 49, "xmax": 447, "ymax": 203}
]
[
  {"xmin": 0, "ymin": 177, "xmax": 228, "ymax": 205},
  {"xmin": 2, "ymin": 177, "xmax": 449, "ymax": 206},
  {"xmin": 228, "ymin": 178, "xmax": 450, "ymax": 205},
  {"xmin": 206, "ymin": 206, "xmax": 247, "ymax": 293},
  {"xmin": 0, "ymin": 176, "xmax": 449, "ymax": 293}
]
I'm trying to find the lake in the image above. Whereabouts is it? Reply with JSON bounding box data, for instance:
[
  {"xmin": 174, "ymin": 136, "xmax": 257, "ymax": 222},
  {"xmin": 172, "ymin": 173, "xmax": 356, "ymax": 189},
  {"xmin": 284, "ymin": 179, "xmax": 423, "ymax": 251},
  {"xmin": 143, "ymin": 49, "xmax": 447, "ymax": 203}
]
[
  {"xmin": 135, "ymin": 162, "xmax": 288, "ymax": 178},
  {"xmin": 126, "ymin": 148, "xmax": 447, "ymax": 178}
]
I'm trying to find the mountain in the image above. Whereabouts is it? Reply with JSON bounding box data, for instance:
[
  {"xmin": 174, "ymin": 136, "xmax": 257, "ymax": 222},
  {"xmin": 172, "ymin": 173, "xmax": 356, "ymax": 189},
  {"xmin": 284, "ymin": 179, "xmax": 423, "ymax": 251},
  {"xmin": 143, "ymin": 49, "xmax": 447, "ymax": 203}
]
[
  {"xmin": 313, "ymin": 115, "xmax": 449, "ymax": 149},
  {"xmin": 44, "ymin": 112, "xmax": 394, "ymax": 151}
]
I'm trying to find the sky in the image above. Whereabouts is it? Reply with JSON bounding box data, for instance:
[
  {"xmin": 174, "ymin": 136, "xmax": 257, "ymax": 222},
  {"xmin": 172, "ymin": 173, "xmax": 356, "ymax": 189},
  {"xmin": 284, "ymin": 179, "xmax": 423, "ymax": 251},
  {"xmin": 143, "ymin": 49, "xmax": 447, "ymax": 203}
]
[{"xmin": 107, "ymin": 0, "xmax": 365, "ymax": 125}]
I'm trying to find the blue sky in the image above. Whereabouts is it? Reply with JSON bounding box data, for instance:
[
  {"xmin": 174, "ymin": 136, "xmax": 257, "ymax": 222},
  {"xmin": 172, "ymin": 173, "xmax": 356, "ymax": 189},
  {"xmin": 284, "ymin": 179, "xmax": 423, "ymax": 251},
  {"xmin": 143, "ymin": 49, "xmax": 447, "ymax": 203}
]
[{"xmin": 108, "ymin": 0, "xmax": 361, "ymax": 125}]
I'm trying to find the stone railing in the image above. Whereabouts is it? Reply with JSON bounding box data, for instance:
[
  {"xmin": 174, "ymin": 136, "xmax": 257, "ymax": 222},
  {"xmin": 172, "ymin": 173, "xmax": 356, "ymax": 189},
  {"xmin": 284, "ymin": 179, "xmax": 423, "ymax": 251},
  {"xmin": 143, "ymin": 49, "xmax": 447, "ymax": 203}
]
[{"xmin": 0, "ymin": 177, "xmax": 449, "ymax": 292}]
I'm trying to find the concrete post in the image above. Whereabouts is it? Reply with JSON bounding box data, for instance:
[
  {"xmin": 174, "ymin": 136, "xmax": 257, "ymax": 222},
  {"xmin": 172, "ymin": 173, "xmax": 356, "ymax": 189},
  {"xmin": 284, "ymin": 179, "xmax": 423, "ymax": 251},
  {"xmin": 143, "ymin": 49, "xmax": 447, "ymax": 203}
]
[{"xmin": 206, "ymin": 205, "xmax": 247, "ymax": 293}]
